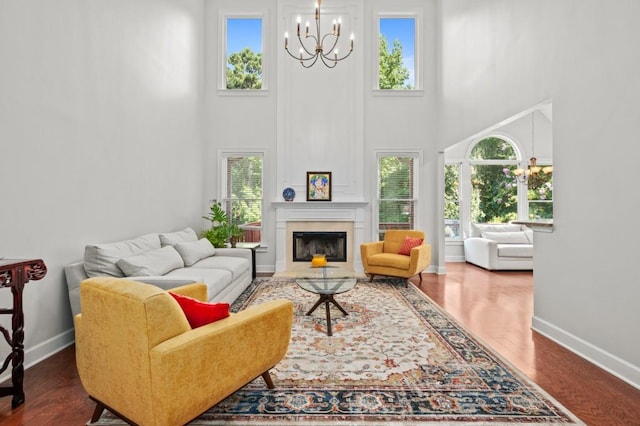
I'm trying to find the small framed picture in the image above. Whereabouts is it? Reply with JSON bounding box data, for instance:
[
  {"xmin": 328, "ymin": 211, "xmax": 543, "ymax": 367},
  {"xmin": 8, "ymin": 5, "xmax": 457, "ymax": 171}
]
[{"xmin": 306, "ymin": 172, "xmax": 332, "ymax": 201}]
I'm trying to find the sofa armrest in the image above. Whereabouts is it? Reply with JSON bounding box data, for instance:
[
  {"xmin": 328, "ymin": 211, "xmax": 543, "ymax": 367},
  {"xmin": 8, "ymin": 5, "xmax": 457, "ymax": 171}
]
[
  {"xmin": 463, "ymin": 237, "xmax": 498, "ymax": 269},
  {"xmin": 65, "ymin": 261, "xmax": 89, "ymax": 318},
  {"xmin": 408, "ymin": 243, "xmax": 432, "ymax": 275},
  {"xmin": 149, "ymin": 299, "xmax": 294, "ymax": 412}
]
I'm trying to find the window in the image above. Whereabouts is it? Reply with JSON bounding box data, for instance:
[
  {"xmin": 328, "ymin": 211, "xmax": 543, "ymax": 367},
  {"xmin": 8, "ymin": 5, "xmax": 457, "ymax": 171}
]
[
  {"xmin": 528, "ymin": 165, "xmax": 553, "ymax": 220},
  {"xmin": 444, "ymin": 163, "xmax": 461, "ymax": 239},
  {"xmin": 378, "ymin": 16, "xmax": 416, "ymax": 90},
  {"xmin": 377, "ymin": 153, "xmax": 418, "ymax": 239},
  {"xmin": 225, "ymin": 17, "xmax": 263, "ymax": 90},
  {"xmin": 469, "ymin": 138, "xmax": 519, "ymax": 223},
  {"xmin": 221, "ymin": 154, "xmax": 263, "ymax": 242}
]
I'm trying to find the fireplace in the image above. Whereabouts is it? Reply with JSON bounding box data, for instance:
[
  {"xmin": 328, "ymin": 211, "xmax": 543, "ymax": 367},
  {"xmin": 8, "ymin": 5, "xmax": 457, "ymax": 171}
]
[
  {"xmin": 292, "ymin": 231, "xmax": 347, "ymax": 262},
  {"xmin": 273, "ymin": 201, "xmax": 368, "ymax": 272}
]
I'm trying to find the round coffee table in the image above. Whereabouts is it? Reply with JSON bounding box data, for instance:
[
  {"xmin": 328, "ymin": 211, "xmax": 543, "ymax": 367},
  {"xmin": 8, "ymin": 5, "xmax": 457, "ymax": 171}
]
[{"xmin": 296, "ymin": 267, "xmax": 357, "ymax": 336}]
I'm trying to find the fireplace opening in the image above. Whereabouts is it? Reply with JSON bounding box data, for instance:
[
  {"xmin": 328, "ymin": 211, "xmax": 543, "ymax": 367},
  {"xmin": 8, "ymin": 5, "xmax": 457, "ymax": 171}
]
[{"xmin": 292, "ymin": 231, "xmax": 347, "ymax": 262}]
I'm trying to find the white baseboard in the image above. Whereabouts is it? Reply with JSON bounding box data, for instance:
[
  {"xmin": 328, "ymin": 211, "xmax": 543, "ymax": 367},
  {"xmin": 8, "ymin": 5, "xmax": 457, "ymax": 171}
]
[
  {"xmin": 532, "ymin": 316, "xmax": 640, "ymax": 390},
  {"xmin": 0, "ymin": 328, "xmax": 75, "ymax": 384}
]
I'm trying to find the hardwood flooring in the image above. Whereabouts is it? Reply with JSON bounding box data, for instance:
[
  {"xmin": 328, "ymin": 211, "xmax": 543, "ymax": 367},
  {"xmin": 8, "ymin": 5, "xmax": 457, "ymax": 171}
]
[{"xmin": 0, "ymin": 263, "xmax": 638, "ymax": 425}]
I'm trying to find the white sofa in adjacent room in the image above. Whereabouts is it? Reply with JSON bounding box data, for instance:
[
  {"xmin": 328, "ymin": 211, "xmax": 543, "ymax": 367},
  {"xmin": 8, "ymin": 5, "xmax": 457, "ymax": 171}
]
[
  {"xmin": 64, "ymin": 227, "xmax": 253, "ymax": 318},
  {"xmin": 463, "ymin": 223, "xmax": 534, "ymax": 270}
]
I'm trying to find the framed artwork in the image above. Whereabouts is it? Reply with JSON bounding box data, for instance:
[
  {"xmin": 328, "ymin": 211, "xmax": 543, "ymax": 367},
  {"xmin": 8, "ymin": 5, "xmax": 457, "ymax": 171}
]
[{"xmin": 306, "ymin": 172, "xmax": 332, "ymax": 201}]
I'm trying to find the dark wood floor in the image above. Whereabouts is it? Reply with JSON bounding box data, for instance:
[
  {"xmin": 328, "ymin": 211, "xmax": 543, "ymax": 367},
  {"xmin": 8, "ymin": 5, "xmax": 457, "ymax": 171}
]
[{"xmin": 0, "ymin": 263, "xmax": 638, "ymax": 425}]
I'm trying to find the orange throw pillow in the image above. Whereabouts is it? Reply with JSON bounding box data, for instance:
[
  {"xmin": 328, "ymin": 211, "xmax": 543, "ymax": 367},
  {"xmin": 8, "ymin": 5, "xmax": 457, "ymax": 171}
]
[
  {"xmin": 398, "ymin": 236, "xmax": 424, "ymax": 256},
  {"xmin": 169, "ymin": 292, "xmax": 230, "ymax": 328}
]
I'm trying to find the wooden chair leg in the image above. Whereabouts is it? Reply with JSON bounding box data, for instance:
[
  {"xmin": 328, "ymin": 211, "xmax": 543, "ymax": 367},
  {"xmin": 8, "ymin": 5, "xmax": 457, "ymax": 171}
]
[
  {"xmin": 89, "ymin": 396, "xmax": 138, "ymax": 425},
  {"xmin": 262, "ymin": 371, "xmax": 275, "ymax": 389},
  {"xmin": 369, "ymin": 274, "xmax": 375, "ymax": 282},
  {"xmin": 90, "ymin": 400, "xmax": 105, "ymax": 423},
  {"xmin": 419, "ymin": 272, "xmax": 423, "ymax": 282}
]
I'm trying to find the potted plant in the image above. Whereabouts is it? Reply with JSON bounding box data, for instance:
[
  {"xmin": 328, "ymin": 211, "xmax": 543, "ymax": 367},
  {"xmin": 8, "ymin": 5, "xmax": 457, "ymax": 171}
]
[
  {"xmin": 201, "ymin": 201, "xmax": 238, "ymax": 248},
  {"xmin": 227, "ymin": 223, "xmax": 244, "ymax": 248}
]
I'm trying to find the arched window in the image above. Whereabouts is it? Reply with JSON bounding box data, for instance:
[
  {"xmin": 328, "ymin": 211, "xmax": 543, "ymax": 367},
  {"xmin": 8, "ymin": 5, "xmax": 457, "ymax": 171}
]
[{"xmin": 469, "ymin": 137, "xmax": 519, "ymax": 223}]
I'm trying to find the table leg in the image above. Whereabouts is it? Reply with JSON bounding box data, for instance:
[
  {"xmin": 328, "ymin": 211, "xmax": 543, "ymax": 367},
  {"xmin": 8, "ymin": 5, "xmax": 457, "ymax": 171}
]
[
  {"xmin": 306, "ymin": 294, "xmax": 349, "ymax": 337},
  {"xmin": 325, "ymin": 300, "xmax": 333, "ymax": 336},
  {"xmin": 327, "ymin": 295, "xmax": 349, "ymax": 316}
]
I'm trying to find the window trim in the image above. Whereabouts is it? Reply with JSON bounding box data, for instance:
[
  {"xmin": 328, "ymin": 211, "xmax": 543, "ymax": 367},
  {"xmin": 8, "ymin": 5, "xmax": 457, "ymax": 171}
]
[
  {"xmin": 218, "ymin": 150, "xmax": 265, "ymax": 242},
  {"xmin": 373, "ymin": 9, "xmax": 423, "ymax": 94},
  {"xmin": 374, "ymin": 150, "xmax": 421, "ymax": 240},
  {"xmin": 218, "ymin": 10, "xmax": 269, "ymax": 95}
]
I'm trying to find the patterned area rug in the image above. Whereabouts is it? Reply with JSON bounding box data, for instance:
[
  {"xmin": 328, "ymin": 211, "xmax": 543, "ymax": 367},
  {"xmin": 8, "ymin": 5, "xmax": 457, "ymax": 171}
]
[{"xmin": 93, "ymin": 278, "xmax": 583, "ymax": 425}]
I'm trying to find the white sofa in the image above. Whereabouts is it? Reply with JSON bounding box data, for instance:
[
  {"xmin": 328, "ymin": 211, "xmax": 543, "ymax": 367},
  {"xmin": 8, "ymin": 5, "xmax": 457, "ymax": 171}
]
[
  {"xmin": 463, "ymin": 223, "xmax": 533, "ymax": 270},
  {"xmin": 65, "ymin": 227, "xmax": 253, "ymax": 318}
]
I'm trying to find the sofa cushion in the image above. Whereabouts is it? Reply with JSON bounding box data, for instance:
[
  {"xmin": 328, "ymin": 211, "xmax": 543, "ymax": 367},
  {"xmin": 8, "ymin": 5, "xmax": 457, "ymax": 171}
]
[
  {"xmin": 367, "ymin": 253, "xmax": 411, "ymax": 270},
  {"xmin": 190, "ymin": 256, "xmax": 249, "ymax": 281},
  {"xmin": 84, "ymin": 233, "xmax": 161, "ymax": 278},
  {"xmin": 398, "ymin": 236, "xmax": 424, "ymax": 256},
  {"xmin": 174, "ymin": 238, "xmax": 216, "ymax": 267},
  {"xmin": 116, "ymin": 246, "xmax": 184, "ymax": 277},
  {"xmin": 168, "ymin": 292, "xmax": 230, "ymax": 328},
  {"xmin": 481, "ymin": 231, "xmax": 530, "ymax": 244},
  {"xmin": 165, "ymin": 268, "xmax": 232, "ymax": 300},
  {"xmin": 470, "ymin": 223, "xmax": 523, "ymax": 238},
  {"xmin": 497, "ymin": 244, "xmax": 533, "ymax": 258},
  {"xmin": 159, "ymin": 227, "xmax": 198, "ymax": 247}
]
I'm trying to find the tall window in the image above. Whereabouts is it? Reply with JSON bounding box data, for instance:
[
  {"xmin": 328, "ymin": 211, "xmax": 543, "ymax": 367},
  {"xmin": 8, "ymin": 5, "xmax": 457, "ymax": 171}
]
[
  {"xmin": 225, "ymin": 18, "xmax": 263, "ymax": 90},
  {"xmin": 469, "ymin": 138, "xmax": 519, "ymax": 223},
  {"xmin": 377, "ymin": 154, "xmax": 418, "ymax": 239},
  {"xmin": 444, "ymin": 163, "xmax": 461, "ymax": 239},
  {"xmin": 378, "ymin": 17, "xmax": 416, "ymax": 90},
  {"xmin": 528, "ymin": 165, "xmax": 553, "ymax": 220},
  {"xmin": 221, "ymin": 154, "xmax": 263, "ymax": 242}
]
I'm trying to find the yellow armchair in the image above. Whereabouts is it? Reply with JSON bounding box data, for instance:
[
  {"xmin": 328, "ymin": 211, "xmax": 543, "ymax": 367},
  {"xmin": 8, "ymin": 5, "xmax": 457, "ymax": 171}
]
[
  {"xmin": 75, "ymin": 277, "xmax": 293, "ymax": 426},
  {"xmin": 360, "ymin": 230, "xmax": 431, "ymax": 283}
]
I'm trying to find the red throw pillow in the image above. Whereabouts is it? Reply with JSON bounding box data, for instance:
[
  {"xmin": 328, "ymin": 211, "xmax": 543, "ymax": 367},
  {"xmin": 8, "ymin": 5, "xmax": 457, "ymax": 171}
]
[
  {"xmin": 398, "ymin": 236, "xmax": 424, "ymax": 256},
  {"xmin": 169, "ymin": 292, "xmax": 230, "ymax": 328}
]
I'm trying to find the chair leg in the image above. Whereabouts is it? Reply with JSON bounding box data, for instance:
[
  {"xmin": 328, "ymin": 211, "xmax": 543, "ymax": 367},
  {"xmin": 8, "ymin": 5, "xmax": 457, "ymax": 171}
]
[
  {"xmin": 262, "ymin": 370, "xmax": 275, "ymax": 389},
  {"xmin": 90, "ymin": 400, "xmax": 105, "ymax": 423},
  {"xmin": 89, "ymin": 396, "xmax": 138, "ymax": 425},
  {"xmin": 369, "ymin": 274, "xmax": 375, "ymax": 282},
  {"xmin": 419, "ymin": 272, "xmax": 423, "ymax": 282}
]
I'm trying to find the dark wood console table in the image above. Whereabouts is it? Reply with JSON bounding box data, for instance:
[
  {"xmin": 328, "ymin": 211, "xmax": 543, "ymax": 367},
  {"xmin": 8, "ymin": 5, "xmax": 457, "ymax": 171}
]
[{"xmin": 0, "ymin": 258, "xmax": 47, "ymax": 408}]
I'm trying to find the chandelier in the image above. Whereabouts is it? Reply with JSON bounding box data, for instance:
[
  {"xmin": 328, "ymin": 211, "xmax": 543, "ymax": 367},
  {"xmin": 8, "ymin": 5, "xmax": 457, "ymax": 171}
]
[
  {"xmin": 513, "ymin": 111, "xmax": 553, "ymax": 189},
  {"xmin": 284, "ymin": 0, "xmax": 354, "ymax": 68}
]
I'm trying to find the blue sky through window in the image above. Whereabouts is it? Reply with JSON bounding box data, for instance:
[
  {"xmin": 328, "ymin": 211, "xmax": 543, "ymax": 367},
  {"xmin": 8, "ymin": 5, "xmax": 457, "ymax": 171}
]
[
  {"xmin": 227, "ymin": 18, "xmax": 262, "ymax": 54},
  {"xmin": 225, "ymin": 17, "xmax": 415, "ymax": 87},
  {"xmin": 380, "ymin": 18, "xmax": 415, "ymax": 88}
]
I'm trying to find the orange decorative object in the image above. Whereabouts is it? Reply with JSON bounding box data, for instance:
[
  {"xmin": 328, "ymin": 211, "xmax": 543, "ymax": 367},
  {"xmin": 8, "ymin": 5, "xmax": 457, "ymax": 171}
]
[{"xmin": 311, "ymin": 254, "xmax": 327, "ymax": 267}]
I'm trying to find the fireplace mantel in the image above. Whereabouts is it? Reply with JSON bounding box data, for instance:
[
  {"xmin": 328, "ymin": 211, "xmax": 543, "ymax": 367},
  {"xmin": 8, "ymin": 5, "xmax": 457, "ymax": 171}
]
[
  {"xmin": 272, "ymin": 201, "xmax": 368, "ymax": 209},
  {"xmin": 273, "ymin": 201, "xmax": 368, "ymax": 272}
]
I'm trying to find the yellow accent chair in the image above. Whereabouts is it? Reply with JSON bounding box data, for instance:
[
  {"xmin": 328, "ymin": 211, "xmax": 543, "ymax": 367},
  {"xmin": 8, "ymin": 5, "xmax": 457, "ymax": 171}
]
[
  {"xmin": 360, "ymin": 230, "xmax": 431, "ymax": 283},
  {"xmin": 75, "ymin": 277, "xmax": 293, "ymax": 426}
]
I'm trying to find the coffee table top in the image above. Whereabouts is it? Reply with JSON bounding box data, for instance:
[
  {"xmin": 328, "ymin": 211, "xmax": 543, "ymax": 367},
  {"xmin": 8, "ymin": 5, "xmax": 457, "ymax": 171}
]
[{"xmin": 296, "ymin": 266, "xmax": 357, "ymax": 295}]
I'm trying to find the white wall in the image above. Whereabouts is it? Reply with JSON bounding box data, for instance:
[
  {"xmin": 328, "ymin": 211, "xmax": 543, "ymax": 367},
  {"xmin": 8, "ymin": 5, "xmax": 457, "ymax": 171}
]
[
  {"xmin": 0, "ymin": 0, "xmax": 204, "ymax": 374},
  {"xmin": 439, "ymin": 0, "xmax": 640, "ymax": 387}
]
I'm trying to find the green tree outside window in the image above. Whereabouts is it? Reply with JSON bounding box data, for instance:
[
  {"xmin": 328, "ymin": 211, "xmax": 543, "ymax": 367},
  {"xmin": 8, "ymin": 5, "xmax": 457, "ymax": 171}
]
[{"xmin": 470, "ymin": 138, "xmax": 518, "ymax": 223}]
